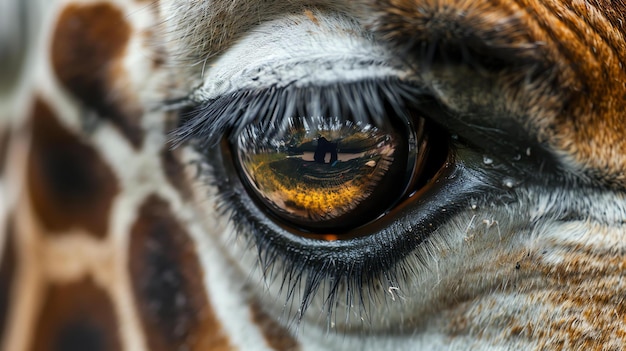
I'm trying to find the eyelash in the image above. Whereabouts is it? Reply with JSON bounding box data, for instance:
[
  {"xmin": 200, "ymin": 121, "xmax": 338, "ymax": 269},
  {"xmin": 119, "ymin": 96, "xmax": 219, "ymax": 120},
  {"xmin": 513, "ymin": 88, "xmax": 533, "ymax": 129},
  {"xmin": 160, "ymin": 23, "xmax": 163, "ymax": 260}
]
[
  {"xmin": 170, "ymin": 79, "xmax": 422, "ymax": 147},
  {"xmin": 168, "ymin": 79, "xmax": 451, "ymax": 325}
]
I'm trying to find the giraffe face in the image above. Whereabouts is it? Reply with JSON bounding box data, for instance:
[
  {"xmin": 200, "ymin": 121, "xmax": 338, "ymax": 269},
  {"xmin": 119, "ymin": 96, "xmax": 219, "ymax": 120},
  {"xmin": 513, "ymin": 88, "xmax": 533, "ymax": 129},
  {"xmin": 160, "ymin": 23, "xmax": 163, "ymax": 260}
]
[
  {"xmin": 169, "ymin": 0, "xmax": 626, "ymax": 345},
  {"xmin": 2, "ymin": 0, "xmax": 626, "ymax": 350}
]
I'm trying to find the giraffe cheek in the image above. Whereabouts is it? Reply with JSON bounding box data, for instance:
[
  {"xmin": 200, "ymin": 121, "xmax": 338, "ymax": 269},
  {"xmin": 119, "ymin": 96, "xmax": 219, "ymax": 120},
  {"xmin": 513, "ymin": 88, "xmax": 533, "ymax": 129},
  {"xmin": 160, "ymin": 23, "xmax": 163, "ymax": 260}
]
[{"xmin": 0, "ymin": 128, "xmax": 10, "ymax": 176}]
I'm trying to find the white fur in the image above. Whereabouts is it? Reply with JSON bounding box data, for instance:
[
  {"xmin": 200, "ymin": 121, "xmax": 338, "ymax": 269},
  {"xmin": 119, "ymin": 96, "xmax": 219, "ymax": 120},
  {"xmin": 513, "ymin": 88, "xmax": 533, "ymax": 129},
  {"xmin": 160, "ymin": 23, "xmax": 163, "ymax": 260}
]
[{"xmin": 190, "ymin": 10, "xmax": 409, "ymax": 101}]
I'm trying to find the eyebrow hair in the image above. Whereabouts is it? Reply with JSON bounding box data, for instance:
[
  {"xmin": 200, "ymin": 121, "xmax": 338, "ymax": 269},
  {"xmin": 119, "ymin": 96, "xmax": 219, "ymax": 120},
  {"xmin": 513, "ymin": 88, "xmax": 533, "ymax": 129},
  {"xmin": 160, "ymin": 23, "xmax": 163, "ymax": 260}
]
[{"xmin": 169, "ymin": 78, "xmax": 426, "ymax": 148}]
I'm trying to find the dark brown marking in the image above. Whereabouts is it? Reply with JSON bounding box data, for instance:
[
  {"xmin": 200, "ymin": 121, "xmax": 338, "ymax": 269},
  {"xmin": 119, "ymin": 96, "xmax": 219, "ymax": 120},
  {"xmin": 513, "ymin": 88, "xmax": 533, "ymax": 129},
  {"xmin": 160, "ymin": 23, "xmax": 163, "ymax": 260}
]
[
  {"xmin": 30, "ymin": 278, "xmax": 121, "ymax": 351},
  {"xmin": 27, "ymin": 98, "xmax": 119, "ymax": 238},
  {"xmin": 51, "ymin": 3, "xmax": 144, "ymax": 148},
  {"xmin": 0, "ymin": 219, "xmax": 16, "ymax": 345},
  {"xmin": 250, "ymin": 300, "xmax": 300, "ymax": 351},
  {"xmin": 161, "ymin": 148, "xmax": 192, "ymax": 198},
  {"xmin": 129, "ymin": 195, "xmax": 232, "ymax": 351}
]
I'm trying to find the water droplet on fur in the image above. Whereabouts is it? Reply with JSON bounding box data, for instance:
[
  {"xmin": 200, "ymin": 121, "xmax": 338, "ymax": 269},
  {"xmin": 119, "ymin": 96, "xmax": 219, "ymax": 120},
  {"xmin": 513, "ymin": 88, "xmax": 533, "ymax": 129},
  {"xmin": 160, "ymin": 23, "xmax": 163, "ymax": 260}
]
[
  {"xmin": 470, "ymin": 199, "xmax": 478, "ymax": 210},
  {"xmin": 503, "ymin": 178, "xmax": 516, "ymax": 188}
]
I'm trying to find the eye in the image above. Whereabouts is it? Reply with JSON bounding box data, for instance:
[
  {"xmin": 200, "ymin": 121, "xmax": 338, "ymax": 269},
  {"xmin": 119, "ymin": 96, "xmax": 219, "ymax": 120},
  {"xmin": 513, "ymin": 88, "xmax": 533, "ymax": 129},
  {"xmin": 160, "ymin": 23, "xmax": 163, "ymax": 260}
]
[
  {"xmin": 233, "ymin": 113, "xmax": 433, "ymax": 235},
  {"xmin": 182, "ymin": 80, "xmax": 453, "ymax": 240},
  {"xmin": 175, "ymin": 79, "xmax": 469, "ymax": 323}
]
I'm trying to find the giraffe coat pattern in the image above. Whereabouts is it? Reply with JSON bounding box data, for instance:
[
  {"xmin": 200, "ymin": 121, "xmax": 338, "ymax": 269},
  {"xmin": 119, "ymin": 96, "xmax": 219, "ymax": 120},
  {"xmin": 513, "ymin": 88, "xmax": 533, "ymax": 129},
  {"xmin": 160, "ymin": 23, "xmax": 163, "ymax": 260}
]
[{"xmin": 1, "ymin": 0, "xmax": 626, "ymax": 350}]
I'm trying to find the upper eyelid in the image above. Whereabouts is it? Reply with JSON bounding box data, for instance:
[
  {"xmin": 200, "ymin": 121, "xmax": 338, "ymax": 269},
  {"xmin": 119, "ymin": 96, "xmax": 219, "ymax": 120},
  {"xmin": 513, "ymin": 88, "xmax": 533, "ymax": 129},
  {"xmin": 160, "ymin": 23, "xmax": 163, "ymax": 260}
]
[
  {"xmin": 165, "ymin": 10, "xmax": 421, "ymax": 146},
  {"xmin": 188, "ymin": 58, "xmax": 404, "ymax": 103},
  {"xmin": 177, "ymin": 11, "xmax": 412, "ymax": 102},
  {"xmin": 169, "ymin": 79, "xmax": 425, "ymax": 148}
]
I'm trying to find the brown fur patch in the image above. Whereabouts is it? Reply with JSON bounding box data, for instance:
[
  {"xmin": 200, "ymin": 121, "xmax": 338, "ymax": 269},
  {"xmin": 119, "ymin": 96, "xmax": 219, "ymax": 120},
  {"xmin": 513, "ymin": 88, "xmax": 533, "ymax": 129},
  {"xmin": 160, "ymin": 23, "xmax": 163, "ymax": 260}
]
[
  {"xmin": 129, "ymin": 195, "xmax": 231, "ymax": 351},
  {"xmin": 27, "ymin": 98, "xmax": 119, "ymax": 238},
  {"xmin": 250, "ymin": 300, "xmax": 300, "ymax": 351},
  {"xmin": 30, "ymin": 278, "xmax": 121, "ymax": 351},
  {"xmin": 372, "ymin": 0, "xmax": 550, "ymax": 69},
  {"xmin": 0, "ymin": 219, "xmax": 16, "ymax": 344},
  {"xmin": 161, "ymin": 149, "xmax": 192, "ymax": 198},
  {"xmin": 372, "ymin": 0, "xmax": 626, "ymax": 186},
  {"xmin": 51, "ymin": 3, "xmax": 144, "ymax": 148}
]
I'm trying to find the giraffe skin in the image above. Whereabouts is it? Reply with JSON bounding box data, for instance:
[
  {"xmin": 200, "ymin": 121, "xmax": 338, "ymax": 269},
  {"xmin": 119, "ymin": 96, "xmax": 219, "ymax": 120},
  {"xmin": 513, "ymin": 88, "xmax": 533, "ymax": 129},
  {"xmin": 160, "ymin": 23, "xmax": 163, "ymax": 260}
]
[{"xmin": 1, "ymin": 0, "xmax": 626, "ymax": 350}]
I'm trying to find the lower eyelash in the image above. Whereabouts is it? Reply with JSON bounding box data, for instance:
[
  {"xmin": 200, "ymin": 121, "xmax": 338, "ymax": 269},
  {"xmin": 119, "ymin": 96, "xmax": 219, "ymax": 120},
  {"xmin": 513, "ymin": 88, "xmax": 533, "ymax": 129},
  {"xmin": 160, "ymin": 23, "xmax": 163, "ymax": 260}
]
[{"xmin": 215, "ymin": 176, "xmax": 403, "ymax": 326}]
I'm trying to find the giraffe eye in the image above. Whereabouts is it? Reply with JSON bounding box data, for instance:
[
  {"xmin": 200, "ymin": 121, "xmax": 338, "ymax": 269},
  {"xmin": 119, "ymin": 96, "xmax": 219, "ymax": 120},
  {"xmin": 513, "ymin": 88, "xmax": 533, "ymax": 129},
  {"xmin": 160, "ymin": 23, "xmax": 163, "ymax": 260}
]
[
  {"xmin": 234, "ymin": 115, "xmax": 428, "ymax": 235},
  {"xmin": 176, "ymin": 80, "xmax": 452, "ymax": 239}
]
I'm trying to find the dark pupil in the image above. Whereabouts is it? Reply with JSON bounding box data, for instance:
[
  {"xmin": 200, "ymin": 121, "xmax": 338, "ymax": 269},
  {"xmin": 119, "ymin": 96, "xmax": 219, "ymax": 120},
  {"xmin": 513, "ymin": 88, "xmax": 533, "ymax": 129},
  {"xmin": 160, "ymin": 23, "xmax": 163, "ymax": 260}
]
[{"xmin": 235, "ymin": 116, "xmax": 421, "ymax": 235}]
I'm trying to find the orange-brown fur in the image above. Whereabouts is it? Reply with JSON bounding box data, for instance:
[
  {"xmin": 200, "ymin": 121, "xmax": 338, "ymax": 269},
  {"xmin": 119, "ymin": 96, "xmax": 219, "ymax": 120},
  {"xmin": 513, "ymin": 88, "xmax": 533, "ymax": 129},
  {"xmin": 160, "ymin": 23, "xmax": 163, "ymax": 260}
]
[
  {"xmin": 30, "ymin": 278, "xmax": 122, "ymax": 351},
  {"xmin": 371, "ymin": 0, "xmax": 626, "ymax": 187}
]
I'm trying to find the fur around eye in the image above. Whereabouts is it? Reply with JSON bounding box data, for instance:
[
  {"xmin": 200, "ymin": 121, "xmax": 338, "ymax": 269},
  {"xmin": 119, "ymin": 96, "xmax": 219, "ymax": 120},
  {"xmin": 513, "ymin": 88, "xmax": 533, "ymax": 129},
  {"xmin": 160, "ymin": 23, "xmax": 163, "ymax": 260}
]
[{"xmin": 172, "ymin": 79, "xmax": 509, "ymax": 327}]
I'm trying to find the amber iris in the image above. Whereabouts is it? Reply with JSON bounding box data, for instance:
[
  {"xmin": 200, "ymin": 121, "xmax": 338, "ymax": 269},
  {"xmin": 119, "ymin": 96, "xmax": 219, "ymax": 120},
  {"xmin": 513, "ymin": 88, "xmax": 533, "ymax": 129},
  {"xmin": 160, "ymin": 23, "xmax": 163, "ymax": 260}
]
[{"xmin": 235, "ymin": 116, "xmax": 426, "ymax": 233}]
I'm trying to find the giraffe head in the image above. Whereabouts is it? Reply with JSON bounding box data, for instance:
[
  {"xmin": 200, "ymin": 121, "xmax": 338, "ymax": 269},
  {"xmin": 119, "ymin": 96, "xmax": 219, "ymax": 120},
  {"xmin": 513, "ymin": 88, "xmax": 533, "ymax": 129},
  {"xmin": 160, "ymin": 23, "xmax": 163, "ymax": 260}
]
[{"xmin": 1, "ymin": 0, "xmax": 626, "ymax": 350}]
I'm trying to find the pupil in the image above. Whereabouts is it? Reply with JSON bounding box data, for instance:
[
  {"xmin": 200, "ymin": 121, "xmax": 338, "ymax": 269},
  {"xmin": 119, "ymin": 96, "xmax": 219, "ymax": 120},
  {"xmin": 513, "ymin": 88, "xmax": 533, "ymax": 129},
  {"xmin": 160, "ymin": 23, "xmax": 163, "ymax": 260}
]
[{"xmin": 235, "ymin": 116, "xmax": 421, "ymax": 235}]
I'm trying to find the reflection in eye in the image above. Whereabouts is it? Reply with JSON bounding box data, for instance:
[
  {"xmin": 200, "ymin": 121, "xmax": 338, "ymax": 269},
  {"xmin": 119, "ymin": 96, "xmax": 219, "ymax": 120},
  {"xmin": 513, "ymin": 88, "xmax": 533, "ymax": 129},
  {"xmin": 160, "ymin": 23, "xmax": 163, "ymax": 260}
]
[
  {"xmin": 235, "ymin": 115, "xmax": 430, "ymax": 234},
  {"xmin": 174, "ymin": 80, "xmax": 449, "ymax": 241}
]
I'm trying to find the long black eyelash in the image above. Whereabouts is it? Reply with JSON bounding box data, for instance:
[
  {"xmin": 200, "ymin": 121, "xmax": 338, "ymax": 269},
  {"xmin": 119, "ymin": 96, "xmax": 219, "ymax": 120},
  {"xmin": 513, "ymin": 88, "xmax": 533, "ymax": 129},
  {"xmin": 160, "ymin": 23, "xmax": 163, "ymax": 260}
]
[
  {"xmin": 172, "ymin": 78, "xmax": 435, "ymax": 328},
  {"xmin": 170, "ymin": 78, "xmax": 423, "ymax": 148}
]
